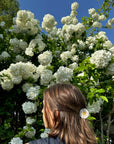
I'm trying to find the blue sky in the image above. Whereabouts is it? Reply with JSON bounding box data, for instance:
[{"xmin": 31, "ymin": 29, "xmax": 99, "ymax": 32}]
[{"xmin": 18, "ymin": 0, "xmax": 114, "ymax": 43}]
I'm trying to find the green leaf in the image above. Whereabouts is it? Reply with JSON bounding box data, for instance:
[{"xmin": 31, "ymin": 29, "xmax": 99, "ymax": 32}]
[{"xmin": 100, "ymin": 96, "xmax": 108, "ymax": 102}]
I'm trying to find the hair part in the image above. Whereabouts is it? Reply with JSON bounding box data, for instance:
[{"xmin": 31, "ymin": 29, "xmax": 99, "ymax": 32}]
[{"xmin": 43, "ymin": 83, "xmax": 97, "ymax": 144}]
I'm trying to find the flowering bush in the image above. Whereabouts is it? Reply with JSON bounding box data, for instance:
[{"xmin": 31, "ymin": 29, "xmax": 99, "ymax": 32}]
[{"xmin": 0, "ymin": 1, "xmax": 114, "ymax": 144}]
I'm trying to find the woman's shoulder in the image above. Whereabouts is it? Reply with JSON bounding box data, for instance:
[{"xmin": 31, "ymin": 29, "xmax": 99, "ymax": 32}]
[{"xmin": 28, "ymin": 137, "xmax": 65, "ymax": 144}]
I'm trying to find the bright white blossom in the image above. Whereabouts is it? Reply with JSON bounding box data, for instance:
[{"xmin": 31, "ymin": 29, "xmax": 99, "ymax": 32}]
[
  {"xmin": 1, "ymin": 51, "xmax": 10, "ymax": 58},
  {"xmin": 38, "ymin": 51, "xmax": 52, "ymax": 65},
  {"xmin": 25, "ymin": 47, "xmax": 34, "ymax": 56},
  {"xmin": 9, "ymin": 137, "xmax": 23, "ymax": 144},
  {"xmin": 71, "ymin": 2, "xmax": 79, "ymax": 11},
  {"xmin": 54, "ymin": 66, "xmax": 73, "ymax": 83},
  {"xmin": 106, "ymin": 63, "xmax": 114, "ymax": 75},
  {"xmin": 90, "ymin": 50, "xmax": 111, "ymax": 68},
  {"xmin": 87, "ymin": 98, "xmax": 104, "ymax": 113},
  {"xmin": 23, "ymin": 126, "xmax": 36, "ymax": 138},
  {"xmin": 22, "ymin": 83, "xmax": 33, "ymax": 93},
  {"xmin": 92, "ymin": 21, "xmax": 102, "ymax": 28},
  {"xmin": 26, "ymin": 86, "xmax": 40, "ymax": 100},
  {"xmin": 22, "ymin": 102, "xmax": 37, "ymax": 114},
  {"xmin": 88, "ymin": 8, "xmax": 96, "ymax": 15},
  {"xmin": 42, "ymin": 14, "xmax": 57, "ymax": 32},
  {"xmin": 60, "ymin": 51, "xmax": 72, "ymax": 62},
  {"xmin": 26, "ymin": 117, "xmax": 36, "ymax": 125}
]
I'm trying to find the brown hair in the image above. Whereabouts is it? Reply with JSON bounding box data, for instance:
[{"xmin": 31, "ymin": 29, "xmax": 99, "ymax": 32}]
[{"xmin": 43, "ymin": 83, "xmax": 97, "ymax": 144}]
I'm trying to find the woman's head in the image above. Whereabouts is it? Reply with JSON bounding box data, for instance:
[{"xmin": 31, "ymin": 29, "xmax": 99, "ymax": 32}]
[{"xmin": 43, "ymin": 83, "xmax": 97, "ymax": 144}]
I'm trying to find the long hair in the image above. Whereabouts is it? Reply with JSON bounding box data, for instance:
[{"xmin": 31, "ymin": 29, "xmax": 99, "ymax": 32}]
[{"xmin": 43, "ymin": 83, "xmax": 97, "ymax": 144}]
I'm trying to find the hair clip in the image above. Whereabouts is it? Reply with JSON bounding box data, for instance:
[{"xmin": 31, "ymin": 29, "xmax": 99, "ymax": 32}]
[{"xmin": 79, "ymin": 108, "xmax": 89, "ymax": 119}]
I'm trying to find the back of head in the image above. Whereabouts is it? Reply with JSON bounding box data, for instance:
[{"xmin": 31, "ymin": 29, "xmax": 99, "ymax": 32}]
[{"xmin": 43, "ymin": 83, "xmax": 97, "ymax": 144}]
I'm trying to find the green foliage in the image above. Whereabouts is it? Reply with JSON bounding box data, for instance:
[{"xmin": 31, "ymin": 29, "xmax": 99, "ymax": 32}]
[{"xmin": 0, "ymin": 0, "xmax": 19, "ymax": 28}]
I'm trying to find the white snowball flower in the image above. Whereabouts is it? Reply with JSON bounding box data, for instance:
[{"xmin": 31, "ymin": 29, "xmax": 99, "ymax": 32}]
[
  {"xmin": 12, "ymin": 75, "xmax": 22, "ymax": 84},
  {"xmin": 25, "ymin": 47, "xmax": 34, "ymax": 56},
  {"xmin": 109, "ymin": 46, "xmax": 114, "ymax": 56},
  {"xmin": 23, "ymin": 126, "xmax": 36, "ymax": 138},
  {"xmin": 92, "ymin": 13, "xmax": 99, "ymax": 19},
  {"xmin": 106, "ymin": 63, "xmax": 114, "ymax": 75},
  {"xmin": 26, "ymin": 117, "xmax": 36, "ymax": 125},
  {"xmin": 77, "ymin": 40, "xmax": 86, "ymax": 50},
  {"xmin": 92, "ymin": 21, "xmax": 102, "ymax": 28},
  {"xmin": 22, "ymin": 101, "xmax": 37, "ymax": 114},
  {"xmin": 71, "ymin": 2, "xmax": 79, "ymax": 11},
  {"xmin": 60, "ymin": 51, "xmax": 72, "ymax": 62},
  {"xmin": 54, "ymin": 66, "xmax": 73, "ymax": 83},
  {"xmin": 0, "ymin": 21, "xmax": 5, "ymax": 27},
  {"xmin": 22, "ymin": 83, "xmax": 33, "ymax": 93},
  {"xmin": 9, "ymin": 137, "xmax": 23, "ymax": 144},
  {"xmin": 72, "ymin": 55, "xmax": 79, "ymax": 62},
  {"xmin": 88, "ymin": 8, "xmax": 96, "ymax": 15},
  {"xmin": 69, "ymin": 62, "xmax": 78, "ymax": 70},
  {"xmin": 38, "ymin": 51, "xmax": 52, "ymax": 65},
  {"xmin": 98, "ymin": 14, "xmax": 106, "ymax": 21},
  {"xmin": 103, "ymin": 40, "xmax": 113, "ymax": 49},
  {"xmin": 40, "ymin": 69, "xmax": 53, "ymax": 86},
  {"xmin": 15, "ymin": 55, "xmax": 25, "ymax": 62},
  {"xmin": 26, "ymin": 86, "xmax": 40, "ymax": 100},
  {"xmin": 87, "ymin": 98, "xmax": 104, "ymax": 113},
  {"xmin": 90, "ymin": 50, "xmax": 111, "ymax": 69},
  {"xmin": 1, "ymin": 51, "xmax": 10, "ymax": 58},
  {"xmin": 42, "ymin": 14, "xmax": 57, "ymax": 32}
]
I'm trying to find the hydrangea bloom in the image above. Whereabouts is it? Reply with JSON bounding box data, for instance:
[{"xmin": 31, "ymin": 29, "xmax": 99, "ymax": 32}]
[
  {"xmin": 9, "ymin": 137, "xmax": 23, "ymax": 144},
  {"xmin": 26, "ymin": 86, "xmax": 40, "ymax": 100},
  {"xmin": 54, "ymin": 66, "xmax": 73, "ymax": 83},
  {"xmin": 38, "ymin": 51, "xmax": 52, "ymax": 65},
  {"xmin": 92, "ymin": 21, "xmax": 102, "ymax": 28},
  {"xmin": 60, "ymin": 51, "xmax": 72, "ymax": 62},
  {"xmin": 87, "ymin": 98, "xmax": 104, "ymax": 113},
  {"xmin": 40, "ymin": 69, "xmax": 53, "ymax": 86},
  {"xmin": 106, "ymin": 63, "xmax": 114, "ymax": 75},
  {"xmin": 22, "ymin": 102, "xmax": 37, "ymax": 114},
  {"xmin": 23, "ymin": 126, "xmax": 36, "ymax": 138},
  {"xmin": 42, "ymin": 14, "xmax": 57, "ymax": 32},
  {"xmin": 90, "ymin": 50, "xmax": 111, "ymax": 68},
  {"xmin": 71, "ymin": 2, "xmax": 79, "ymax": 11},
  {"xmin": 22, "ymin": 83, "xmax": 33, "ymax": 93},
  {"xmin": 26, "ymin": 117, "xmax": 36, "ymax": 125}
]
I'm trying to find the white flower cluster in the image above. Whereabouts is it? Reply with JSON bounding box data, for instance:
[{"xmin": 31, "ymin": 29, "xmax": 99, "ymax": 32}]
[
  {"xmin": 88, "ymin": 8, "xmax": 107, "ymax": 28},
  {"xmin": 23, "ymin": 126, "xmax": 36, "ymax": 138},
  {"xmin": 87, "ymin": 98, "xmax": 104, "ymax": 113},
  {"xmin": 54, "ymin": 66, "xmax": 73, "ymax": 83},
  {"xmin": 60, "ymin": 51, "xmax": 72, "ymax": 62},
  {"xmin": 36, "ymin": 65, "xmax": 53, "ymax": 86},
  {"xmin": 61, "ymin": 2, "xmax": 78, "ymax": 25},
  {"xmin": 9, "ymin": 137, "xmax": 23, "ymax": 144},
  {"xmin": 26, "ymin": 85, "xmax": 40, "ymax": 100},
  {"xmin": 106, "ymin": 63, "xmax": 114, "ymax": 75},
  {"xmin": 90, "ymin": 50, "xmax": 112, "ymax": 68},
  {"xmin": 26, "ymin": 117, "xmax": 36, "ymax": 125},
  {"xmin": 10, "ymin": 38, "xmax": 28, "ymax": 53},
  {"xmin": 22, "ymin": 101, "xmax": 37, "ymax": 114},
  {"xmin": 106, "ymin": 18, "xmax": 114, "ymax": 29},
  {"xmin": 38, "ymin": 51, "xmax": 52, "ymax": 65},
  {"xmin": 16, "ymin": 10, "xmax": 41, "ymax": 35},
  {"xmin": 109, "ymin": 46, "xmax": 114, "ymax": 56},
  {"xmin": 42, "ymin": 14, "xmax": 57, "ymax": 32},
  {"xmin": 0, "ymin": 69, "xmax": 14, "ymax": 90},
  {"xmin": 9, "ymin": 62, "xmax": 37, "ymax": 80},
  {"xmin": 63, "ymin": 23, "xmax": 85, "ymax": 40},
  {"xmin": 0, "ymin": 51, "xmax": 10, "ymax": 61},
  {"xmin": 0, "ymin": 21, "xmax": 5, "ymax": 27}
]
